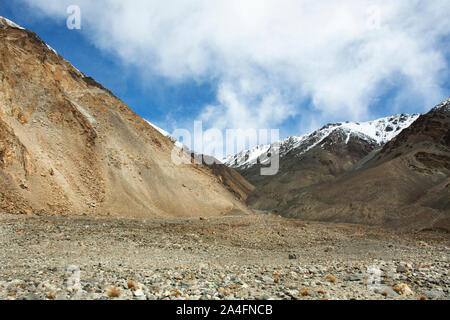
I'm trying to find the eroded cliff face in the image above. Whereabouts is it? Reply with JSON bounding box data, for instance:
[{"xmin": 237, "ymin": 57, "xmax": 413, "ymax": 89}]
[{"xmin": 0, "ymin": 19, "xmax": 252, "ymax": 218}]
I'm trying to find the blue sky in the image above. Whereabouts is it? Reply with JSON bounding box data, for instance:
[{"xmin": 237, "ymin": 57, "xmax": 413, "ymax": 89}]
[{"xmin": 1, "ymin": 0, "xmax": 449, "ymax": 155}]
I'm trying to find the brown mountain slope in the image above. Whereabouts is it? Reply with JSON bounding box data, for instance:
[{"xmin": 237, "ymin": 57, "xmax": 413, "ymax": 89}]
[
  {"xmin": 246, "ymin": 128, "xmax": 380, "ymax": 211},
  {"xmin": 250, "ymin": 99, "xmax": 450, "ymax": 231},
  {"xmin": 207, "ymin": 162, "xmax": 255, "ymax": 202},
  {"xmin": 0, "ymin": 18, "xmax": 252, "ymax": 218}
]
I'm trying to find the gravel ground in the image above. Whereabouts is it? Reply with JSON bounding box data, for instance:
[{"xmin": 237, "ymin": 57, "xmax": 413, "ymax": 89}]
[{"xmin": 0, "ymin": 214, "xmax": 448, "ymax": 300}]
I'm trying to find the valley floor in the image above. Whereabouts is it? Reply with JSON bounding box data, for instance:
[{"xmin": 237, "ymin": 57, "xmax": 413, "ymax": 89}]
[{"xmin": 0, "ymin": 214, "xmax": 448, "ymax": 300}]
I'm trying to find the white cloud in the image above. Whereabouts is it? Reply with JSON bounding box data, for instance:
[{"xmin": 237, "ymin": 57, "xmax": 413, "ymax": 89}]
[{"xmin": 22, "ymin": 0, "xmax": 450, "ymax": 150}]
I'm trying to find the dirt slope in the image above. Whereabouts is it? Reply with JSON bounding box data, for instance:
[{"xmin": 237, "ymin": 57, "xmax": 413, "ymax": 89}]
[{"xmin": 0, "ymin": 18, "xmax": 252, "ymax": 218}]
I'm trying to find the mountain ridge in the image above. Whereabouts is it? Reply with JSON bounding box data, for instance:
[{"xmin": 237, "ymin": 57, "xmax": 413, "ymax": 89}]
[
  {"xmin": 244, "ymin": 98, "xmax": 450, "ymax": 231},
  {"xmin": 224, "ymin": 113, "xmax": 420, "ymax": 170}
]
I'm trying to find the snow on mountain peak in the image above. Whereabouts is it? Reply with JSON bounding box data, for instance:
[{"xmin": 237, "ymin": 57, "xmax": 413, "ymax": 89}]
[
  {"xmin": 0, "ymin": 16, "xmax": 24, "ymax": 30},
  {"xmin": 224, "ymin": 113, "xmax": 420, "ymax": 169},
  {"xmin": 431, "ymin": 97, "xmax": 450, "ymax": 113}
]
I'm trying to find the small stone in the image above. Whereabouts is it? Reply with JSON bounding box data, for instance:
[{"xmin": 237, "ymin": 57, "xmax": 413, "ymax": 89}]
[
  {"xmin": 345, "ymin": 275, "xmax": 361, "ymax": 282},
  {"xmin": 393, "ymin": 283, "xmax": 414, "ymax": 296},
  {"xmin": 288, "ymin": 254, "xmax": 297, "ymax": 260},
  {"xmin": 396, "ymin": 265, "xmax": 408, "ymax": 273},
  {"xmin": 375, "ymin": 286, "xmax": 398, "ymax": 298},
  {"xmin": 262, "ymin": 276, "xmax": 274, "ymax": 283},
  {"xmin": 25, "ymin": 293, "xmax": 40, "ymax": 300},
  {"xmin": 133, "ymin": 289, "xmax": 145, "ymax": 297},
  {"xmin": 422, "ymin": 290, "xmax": 444, "ymax": 299}
]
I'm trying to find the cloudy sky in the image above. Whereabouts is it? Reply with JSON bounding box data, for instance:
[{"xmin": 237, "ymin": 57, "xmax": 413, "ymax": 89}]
[{"xmin": 1, "ymin": 0, "xmax": 449, "ymax": 156}]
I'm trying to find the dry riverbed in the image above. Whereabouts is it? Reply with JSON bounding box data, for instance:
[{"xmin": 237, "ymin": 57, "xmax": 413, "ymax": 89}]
[{"xmin": 0, "ymin": 214, "xmax": 448, "ymax": 300}]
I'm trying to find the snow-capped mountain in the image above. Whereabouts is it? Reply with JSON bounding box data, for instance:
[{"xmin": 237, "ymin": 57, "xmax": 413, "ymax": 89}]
[
  {"xmin": 224, "ymin": 113, "xmax": 420, "ymax": 169},
  {"xmin": 431, "ymin": 97, "xmax": 450, "ymax": 113}
]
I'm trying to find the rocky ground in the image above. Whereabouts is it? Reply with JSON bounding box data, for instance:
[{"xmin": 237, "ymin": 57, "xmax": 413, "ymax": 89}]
[{"xmin": 0, "ymin": 213, "xmax": 448, "ymax": 300}]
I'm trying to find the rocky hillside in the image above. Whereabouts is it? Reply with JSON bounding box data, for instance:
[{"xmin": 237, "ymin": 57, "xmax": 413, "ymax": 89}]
[
  {"xmin": 0, "ymin": 17, "xmax": 252, "ymax": 218},
  {"xmin": 245, "ymin": 99, "xmax": 450, "ymax": 231}
]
